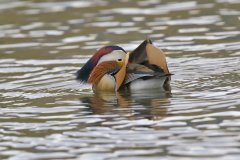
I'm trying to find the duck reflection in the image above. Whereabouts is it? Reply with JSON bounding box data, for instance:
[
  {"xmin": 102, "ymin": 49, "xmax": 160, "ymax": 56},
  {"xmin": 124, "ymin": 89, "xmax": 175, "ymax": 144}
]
[{"xmin": 79, "ymin": 87, "xmax": 171, "ymax": 120}]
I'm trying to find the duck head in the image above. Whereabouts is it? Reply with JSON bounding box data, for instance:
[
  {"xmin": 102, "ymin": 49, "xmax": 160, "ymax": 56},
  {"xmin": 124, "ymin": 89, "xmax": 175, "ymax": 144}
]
[{"xmin": 76, "ymin": 46, "xmax": 128, "ymax": 92}]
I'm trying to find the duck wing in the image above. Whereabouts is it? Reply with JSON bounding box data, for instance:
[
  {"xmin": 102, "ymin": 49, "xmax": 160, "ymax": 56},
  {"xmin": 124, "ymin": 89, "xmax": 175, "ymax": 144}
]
[
  {"xmin": 124, "ymin": 39, "xmax": 171, "ymax": 85},
  {"xmin": 129, "ymin": 39, "xmax": 170, "ymax": 74},
  {"xmin": 124, "ymin": 63, "xmax": 170, "ymax": 85}
]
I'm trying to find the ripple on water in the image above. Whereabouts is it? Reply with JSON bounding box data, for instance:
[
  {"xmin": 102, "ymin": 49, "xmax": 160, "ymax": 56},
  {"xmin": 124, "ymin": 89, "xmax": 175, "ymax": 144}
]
[
  {"xmin": 62, "ymin": 34, "xmax": 97, "ymax": 44},
  {"xmin": 1, "ymin": 0, "xmax": 240, "ymax": 159}
]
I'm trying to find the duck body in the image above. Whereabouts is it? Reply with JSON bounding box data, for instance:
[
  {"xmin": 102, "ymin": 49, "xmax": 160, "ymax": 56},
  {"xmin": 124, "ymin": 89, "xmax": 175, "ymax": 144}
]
[
  {"xmin": 76, "ymin": 39, "xmax": 171, "ymax": 92},
  {"xmin": 127, "ymin": 77, "xmax": 168, "ymax": 91}
]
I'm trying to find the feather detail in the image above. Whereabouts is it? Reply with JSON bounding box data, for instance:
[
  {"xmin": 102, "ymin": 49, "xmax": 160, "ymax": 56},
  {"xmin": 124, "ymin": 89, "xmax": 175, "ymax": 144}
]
[
  {"xmin": 146, "ymin": 43, "xmax": 170, "ymax": 74},
  {"xmin": 124, "ymin": 73, "xmax": 153, "ymax": 84},
  {"xmin": 124, "ymin": 63, "xmax": 170, "ymax": 85},
  {"xmin": 114, "ymin": 52, "xmax": 129, "ymax": 91},
  {"xmin": 88, "ymin": 61, "xmax": 120, "ymax": 85}
]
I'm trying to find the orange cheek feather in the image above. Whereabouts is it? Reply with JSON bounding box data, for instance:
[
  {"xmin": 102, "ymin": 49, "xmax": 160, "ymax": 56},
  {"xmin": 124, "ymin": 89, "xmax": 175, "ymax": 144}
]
[{"xmin": 88, "ymin": 61, "xmax": 120, "ymax": 85}]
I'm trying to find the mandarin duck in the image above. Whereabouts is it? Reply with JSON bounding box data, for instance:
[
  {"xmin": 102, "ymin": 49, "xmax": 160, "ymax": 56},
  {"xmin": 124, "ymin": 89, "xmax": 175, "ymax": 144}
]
[{"xmin": 76, "ymin": 39, "xmax": 171, "ymax": 92}]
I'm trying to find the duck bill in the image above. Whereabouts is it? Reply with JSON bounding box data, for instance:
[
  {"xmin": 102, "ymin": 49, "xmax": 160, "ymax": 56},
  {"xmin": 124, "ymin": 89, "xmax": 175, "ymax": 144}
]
[{"xmin": 114, "ymin": 52, "xmax": 129, "ymax": 91}]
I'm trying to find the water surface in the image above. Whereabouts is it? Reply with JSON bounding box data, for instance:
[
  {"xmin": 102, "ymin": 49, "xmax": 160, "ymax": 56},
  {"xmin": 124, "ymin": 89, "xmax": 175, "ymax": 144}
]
[{"xmin": 0, "ymin": 0, "xmax": 240, "ymax": 159}]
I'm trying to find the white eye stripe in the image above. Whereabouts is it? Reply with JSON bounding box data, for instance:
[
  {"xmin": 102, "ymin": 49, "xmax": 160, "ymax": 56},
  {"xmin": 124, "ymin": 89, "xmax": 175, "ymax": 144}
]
[{"xmin": 97, "ymin": 50, "xmax": 126, "ymax": 64}]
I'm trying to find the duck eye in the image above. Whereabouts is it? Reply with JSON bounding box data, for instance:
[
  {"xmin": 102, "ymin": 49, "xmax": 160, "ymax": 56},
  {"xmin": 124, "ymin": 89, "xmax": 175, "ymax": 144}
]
[{"xmin": 118, "ymin": 59, "xmax": 122, "ymax": 61}]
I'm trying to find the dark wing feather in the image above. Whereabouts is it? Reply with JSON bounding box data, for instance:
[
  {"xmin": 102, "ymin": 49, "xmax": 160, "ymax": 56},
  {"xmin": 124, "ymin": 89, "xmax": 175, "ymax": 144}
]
[{"xmin": 129, "ymin": 39, "xmax": 152, "ymax": 64}]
